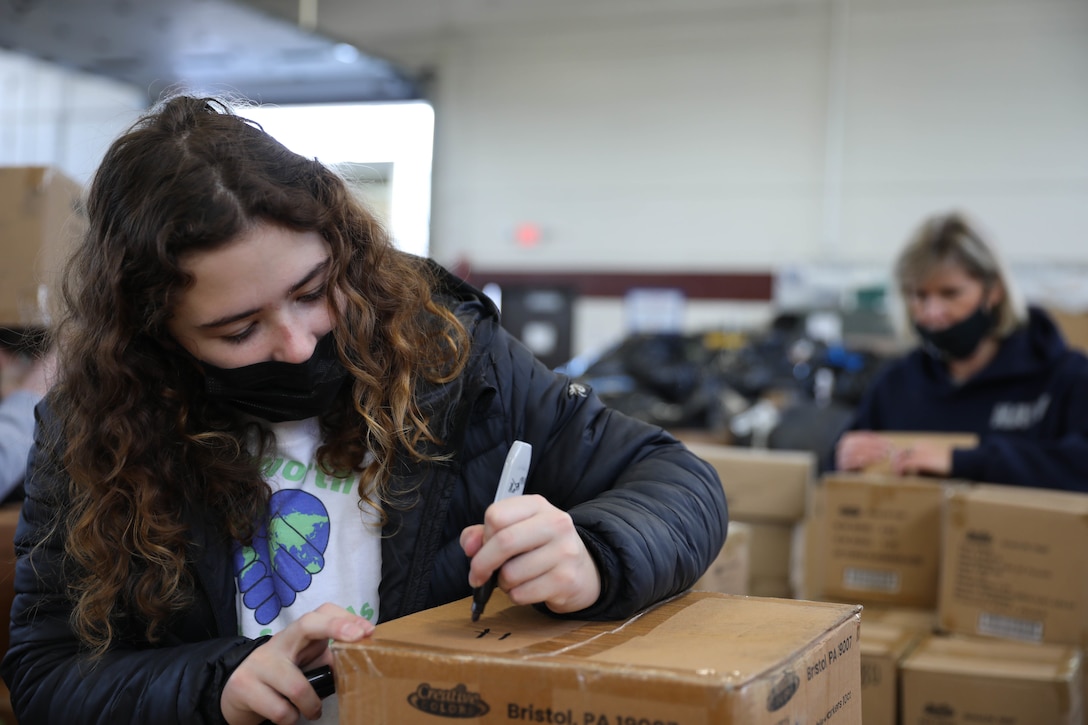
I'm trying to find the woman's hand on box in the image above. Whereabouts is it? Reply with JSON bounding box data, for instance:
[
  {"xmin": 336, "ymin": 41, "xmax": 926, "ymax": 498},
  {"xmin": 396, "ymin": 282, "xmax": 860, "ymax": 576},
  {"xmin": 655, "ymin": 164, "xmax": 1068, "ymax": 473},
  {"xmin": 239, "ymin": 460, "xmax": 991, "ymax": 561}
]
[
  {"xmin": 890, "ymin": 441, "xmax": 953, "ymax": 477},
  {"xmin": 461, "ymin": 494, "xmax": 601, "ymax": 615},
  {"xmin": 221, "ymin": 602, "xmax": 373, "ymax": 725},
  {"xmin": 835, "ymin": 431, "xmax": 893, "ymax": 471}
]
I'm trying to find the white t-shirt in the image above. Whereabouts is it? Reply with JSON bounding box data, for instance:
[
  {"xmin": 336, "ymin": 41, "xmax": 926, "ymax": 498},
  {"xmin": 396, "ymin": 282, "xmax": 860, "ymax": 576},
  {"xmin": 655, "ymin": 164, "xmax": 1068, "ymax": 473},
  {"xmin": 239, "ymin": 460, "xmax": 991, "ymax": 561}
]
[{"xmin": 234, "ymin": 416, "xmax": 381, "ymax": 724}]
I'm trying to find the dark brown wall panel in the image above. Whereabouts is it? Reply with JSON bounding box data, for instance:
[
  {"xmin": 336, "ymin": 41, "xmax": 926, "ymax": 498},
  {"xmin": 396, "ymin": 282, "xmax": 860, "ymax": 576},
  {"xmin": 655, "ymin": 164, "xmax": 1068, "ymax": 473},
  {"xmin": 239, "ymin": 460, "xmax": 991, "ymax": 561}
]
[{"xmin": 458, "ymin": 270, "xmax": 774, "ymax": 301}]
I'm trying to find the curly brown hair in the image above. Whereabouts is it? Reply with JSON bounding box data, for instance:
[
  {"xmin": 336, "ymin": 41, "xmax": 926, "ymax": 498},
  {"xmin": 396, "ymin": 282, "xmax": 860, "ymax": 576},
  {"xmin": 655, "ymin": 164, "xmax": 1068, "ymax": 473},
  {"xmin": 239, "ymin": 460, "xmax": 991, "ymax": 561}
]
[{"xmin": 53, "ymin": 95, "xmax": 468, "ymax": 655}]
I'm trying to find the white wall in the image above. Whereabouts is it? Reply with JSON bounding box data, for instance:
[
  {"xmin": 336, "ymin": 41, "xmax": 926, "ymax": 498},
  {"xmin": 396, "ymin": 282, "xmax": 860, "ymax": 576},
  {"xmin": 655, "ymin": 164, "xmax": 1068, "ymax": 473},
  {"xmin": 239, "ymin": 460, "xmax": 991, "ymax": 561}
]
[
  {"xmin": 420, "ymin": 0, "xmax": 1088, "ymax": 353},
  {"xmin": 428, "ymin": 0, "xmax": 1088, "ymax": 270},
  {"xmin": 0, "ymin": 48, "xmax": 145, "ymax": 186}
]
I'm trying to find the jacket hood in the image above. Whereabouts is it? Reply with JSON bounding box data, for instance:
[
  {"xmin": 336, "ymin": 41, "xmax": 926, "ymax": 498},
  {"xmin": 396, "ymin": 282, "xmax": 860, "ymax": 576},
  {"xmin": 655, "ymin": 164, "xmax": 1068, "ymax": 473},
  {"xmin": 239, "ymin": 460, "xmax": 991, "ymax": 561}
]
[
  {"xmin": 405, "ymin": 259, "xmax": 500, "ymax": 454},
  {"xmin": 425, "ymin": 258, "xmax": 499, "ymax": 322}
]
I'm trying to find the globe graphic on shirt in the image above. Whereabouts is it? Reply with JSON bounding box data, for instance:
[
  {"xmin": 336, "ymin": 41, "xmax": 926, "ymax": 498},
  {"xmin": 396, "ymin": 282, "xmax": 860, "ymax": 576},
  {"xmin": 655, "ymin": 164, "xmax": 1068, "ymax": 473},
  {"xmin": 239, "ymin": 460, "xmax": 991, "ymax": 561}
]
[{"xmin": 234, "ymin": 489, "xmax": 331, "ymax": 625}]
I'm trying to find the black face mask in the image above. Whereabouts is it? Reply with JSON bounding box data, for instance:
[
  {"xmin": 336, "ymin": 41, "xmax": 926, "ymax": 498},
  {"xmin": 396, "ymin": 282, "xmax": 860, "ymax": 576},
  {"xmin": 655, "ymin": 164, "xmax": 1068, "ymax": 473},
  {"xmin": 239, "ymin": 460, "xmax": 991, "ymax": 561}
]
[
  {"xmin": 196, "ymin": 331, "xmax": 349, "ymax": 422},
  {"xmin": 915, "ymin": 305, "xmax": 996, "ymax": 361}
]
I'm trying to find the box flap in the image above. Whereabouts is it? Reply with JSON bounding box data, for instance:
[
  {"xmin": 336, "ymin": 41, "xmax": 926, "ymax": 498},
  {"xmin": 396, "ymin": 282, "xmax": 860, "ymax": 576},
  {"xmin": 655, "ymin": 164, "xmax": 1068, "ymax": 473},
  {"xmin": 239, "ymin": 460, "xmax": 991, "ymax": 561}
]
[
  {"xmin": 344, "ymin": 590, "xmax": 861, "ymax": 687},
  {"xmin": 902, "ymin": 635, "xmax": 1080, "ymax": 682}
]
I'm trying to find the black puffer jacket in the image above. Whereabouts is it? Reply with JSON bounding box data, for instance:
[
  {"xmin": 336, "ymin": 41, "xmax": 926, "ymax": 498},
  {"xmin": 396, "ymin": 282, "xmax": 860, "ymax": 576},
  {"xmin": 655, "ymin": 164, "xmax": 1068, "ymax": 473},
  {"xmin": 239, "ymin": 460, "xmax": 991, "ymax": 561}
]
[{"xmin": 1, "ymin": 266, "xmax": 727, "ymax": 724}]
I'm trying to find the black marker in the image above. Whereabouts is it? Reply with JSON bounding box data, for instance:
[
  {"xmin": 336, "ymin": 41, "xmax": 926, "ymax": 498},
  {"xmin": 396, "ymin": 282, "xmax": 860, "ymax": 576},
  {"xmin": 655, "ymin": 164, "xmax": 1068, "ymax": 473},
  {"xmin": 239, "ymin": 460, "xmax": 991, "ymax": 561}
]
[
  {"xmin": 470, "ymin": 440, "xmax": 532, "ymax": 622},
  {"xmin": 306, "ymin": 665, "xmax": 335, "ymax": 699},
  {"xmin": 258, "ymin": 666, "xmax": 335, "ymax": 725}
]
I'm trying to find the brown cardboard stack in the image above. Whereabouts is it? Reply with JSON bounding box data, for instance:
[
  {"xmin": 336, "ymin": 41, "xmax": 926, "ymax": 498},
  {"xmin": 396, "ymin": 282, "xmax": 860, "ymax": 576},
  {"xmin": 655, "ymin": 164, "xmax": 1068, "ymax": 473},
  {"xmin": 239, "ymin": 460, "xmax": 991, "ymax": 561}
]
[
  {"xmin": 798, "ymin": 435, "xmax": 1088, "ymax": 724},
  {"xmin": 804, "ymin": 472, "xmax": 948, "ymax": 608},
  {"xmin": 1049, "ymin": 308, "xmax": 1088, "ymax": 353},
  {"xmin": 681, "ymin": 442, "xmax": 814, "ymax": 597},
  {"xmin": 333, "ymin": 590, "xmax": 863, "ymax": 724},
  {"xmin": 692, "ymin": 520, "xmax": 750, "ymax": 595},
  {"xmin": 797, "ymin": 432, "xmax": 976, "ymax": 602},
  {"xmin": 939, "ymin": 484, "xmax": 1088, "ymax": 648},
  {"xmin": 938, "ymin": 484, "xmax": 1088, "ymax": 724},
  {"xmin": 860, "ymin": 604, "xmax": 939, "ymax": 634},
  {"xmin": 860, "ymin": 622, "xmax": 925, "ymax": 725},
  {"xmin": 0, "ymin": 504, "xmax": 18, "ymax": 724},
  {"xmin": 900, "ymin": 634, "xmax": 1083, "ymax": 725},
  {"xmin": 853, "ymin": 603, "xmax": 937, "ymax": 725},
  {"xmin": 0, "ymin": 165, "xmax": 85, "ymax": 326}
]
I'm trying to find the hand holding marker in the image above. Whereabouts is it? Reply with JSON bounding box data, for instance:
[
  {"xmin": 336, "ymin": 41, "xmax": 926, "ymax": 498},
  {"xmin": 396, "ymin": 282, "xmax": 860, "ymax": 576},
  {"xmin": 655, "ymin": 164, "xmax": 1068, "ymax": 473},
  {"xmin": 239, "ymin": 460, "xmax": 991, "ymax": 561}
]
[{"xmin": 471, "ymin": 440, "xmax": 532, "ymax": 621}]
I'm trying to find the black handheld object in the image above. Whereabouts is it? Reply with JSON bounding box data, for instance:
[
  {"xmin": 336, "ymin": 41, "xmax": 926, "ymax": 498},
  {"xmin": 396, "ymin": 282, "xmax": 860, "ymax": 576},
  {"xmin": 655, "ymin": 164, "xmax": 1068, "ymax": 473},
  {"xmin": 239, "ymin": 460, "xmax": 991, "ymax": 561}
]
[
  {"xmin": 470, "ymin": 572, "xmax": 499, "ymax": 622},
  {"xmin": 258, "ymin": 666, "xmax": 335, "ymax": 725},
  {"xmin": 306, "ymin": 665, "xmax": 335, "ymax": 699}
]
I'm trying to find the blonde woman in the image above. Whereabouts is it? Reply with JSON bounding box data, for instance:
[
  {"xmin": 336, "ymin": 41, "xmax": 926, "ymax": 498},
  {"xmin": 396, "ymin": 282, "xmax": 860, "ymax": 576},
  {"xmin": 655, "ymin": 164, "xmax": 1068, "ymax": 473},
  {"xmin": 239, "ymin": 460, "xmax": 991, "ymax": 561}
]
[{"xmin": 834, "ymin": 212, "xmax": 1088, "ymax": 490}]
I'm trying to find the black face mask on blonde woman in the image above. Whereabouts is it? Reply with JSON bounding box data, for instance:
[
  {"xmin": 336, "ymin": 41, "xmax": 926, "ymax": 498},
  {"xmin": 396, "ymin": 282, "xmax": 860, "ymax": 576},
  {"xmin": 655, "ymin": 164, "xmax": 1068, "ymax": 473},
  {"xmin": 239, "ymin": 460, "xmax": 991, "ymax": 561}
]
[{"xmin": 915, "ymin": 305, "xmax": 996, "ymax": 361}]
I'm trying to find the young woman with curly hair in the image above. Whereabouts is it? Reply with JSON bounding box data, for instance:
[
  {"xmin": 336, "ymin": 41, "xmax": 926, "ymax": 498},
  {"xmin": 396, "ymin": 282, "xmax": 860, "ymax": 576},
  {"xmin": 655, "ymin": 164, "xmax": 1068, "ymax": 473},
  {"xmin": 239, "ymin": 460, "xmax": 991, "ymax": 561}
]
[{"xmin": 0, "ymin": 95, "xmax": 727, "ymax": 725}]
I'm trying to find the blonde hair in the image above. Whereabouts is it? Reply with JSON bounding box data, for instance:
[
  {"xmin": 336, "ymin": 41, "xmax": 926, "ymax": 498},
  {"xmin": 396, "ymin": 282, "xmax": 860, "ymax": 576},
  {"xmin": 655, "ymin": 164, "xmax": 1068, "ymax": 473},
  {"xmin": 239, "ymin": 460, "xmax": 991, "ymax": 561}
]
[{"xmin": 893, "ymin": 211, "xmax": 1026, "ymax": 339}]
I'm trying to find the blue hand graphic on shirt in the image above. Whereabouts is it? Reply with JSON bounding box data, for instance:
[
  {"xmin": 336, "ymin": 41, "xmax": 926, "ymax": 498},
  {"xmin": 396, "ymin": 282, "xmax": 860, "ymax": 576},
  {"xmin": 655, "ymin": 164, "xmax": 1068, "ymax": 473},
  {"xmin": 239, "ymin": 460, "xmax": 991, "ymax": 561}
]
[{"xmin": 234, "ymin": 489, "xmax": 331, "ymax": 625}]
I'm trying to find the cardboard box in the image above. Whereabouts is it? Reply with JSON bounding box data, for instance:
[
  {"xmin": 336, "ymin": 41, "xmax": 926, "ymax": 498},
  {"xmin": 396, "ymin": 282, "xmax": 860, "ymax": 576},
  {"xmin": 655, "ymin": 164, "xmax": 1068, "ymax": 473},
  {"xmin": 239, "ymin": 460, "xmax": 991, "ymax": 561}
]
[
  {"xmin": 1049, "ymin": 308, "xmax": 1088, "ymax": 353},
  {"xmin": 333, "ymin": 591, "xmax": 863, "ymax": 725},
  {"xmin": 793, "ymin": 515, "xmax": 824, "ymax": 601},
  {"xmin": 749, "ymin": 577, "xmax": 793, "ymax": 599},
  {"xmin": 860, "ymin": 433, "xmax": 978, "ymax": 475},
  {"xmin": 682, "ymin": 442, "xmax": 814, "ymax": 522},
  {"xmin": 0, "ymin": 165, "xmax": 85, "ymax": 325},
  {"xmin": 747, "ymin": 520, "xmax": 795, "ymax": 584},
  {"xmin": 810, "ymin": 473, "xmax": 948, "ymax": 607},
  {"xmin": 669, "ymin": 428, "xmax": 731, "ymax": 447},
  {"xmin": 859, "ymin": 604, "xmax": 937, "ymax": 634},
  {"xmin": 899, "ymin": 634, "xmax": 1083, "ymax": 725},
  {"xmin": 0, "ymin": 503, "xmax": 20, "ymax": 661},
  {"xmin": 860, "ymin": 622, "xmax": 924, "ymax": 725},
  {"xmin": 939, "ymin": 484, "xmax": 1088, "ymax": 648},
  {"xmin": 0, "ymin": 504, "xmax": 18, "ymax": 725},
  {"xmin": 692, "ymin": 520, "xmax": 750, "ymax": 595}
]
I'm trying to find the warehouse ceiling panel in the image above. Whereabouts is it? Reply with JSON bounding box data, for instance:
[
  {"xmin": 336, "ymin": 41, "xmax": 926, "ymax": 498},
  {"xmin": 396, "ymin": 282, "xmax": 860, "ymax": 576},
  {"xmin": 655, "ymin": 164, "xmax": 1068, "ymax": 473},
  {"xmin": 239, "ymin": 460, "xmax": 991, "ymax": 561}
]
[{"xmin": 0, "ymin": 0, "xmax": 421, "ymax": 104}]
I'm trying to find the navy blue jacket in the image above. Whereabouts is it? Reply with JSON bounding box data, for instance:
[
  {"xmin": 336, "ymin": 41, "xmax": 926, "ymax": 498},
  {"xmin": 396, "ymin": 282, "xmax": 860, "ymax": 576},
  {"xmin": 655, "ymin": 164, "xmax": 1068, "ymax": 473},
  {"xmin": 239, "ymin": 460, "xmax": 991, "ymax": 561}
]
[
  {"xmin": 1, "ymin": 264, "xmax": 728, "ymax": 724},
  {"xmin": 841, "ymin": 306, "xmax": 1088, "ymax": 491}
]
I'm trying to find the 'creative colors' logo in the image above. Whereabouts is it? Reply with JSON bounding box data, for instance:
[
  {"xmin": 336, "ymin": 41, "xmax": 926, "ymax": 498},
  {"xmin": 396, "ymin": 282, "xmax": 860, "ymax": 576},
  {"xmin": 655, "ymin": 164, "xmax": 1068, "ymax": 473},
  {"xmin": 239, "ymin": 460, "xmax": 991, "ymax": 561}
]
[
  {"xmin": 407, "ymin": 683, "xmax": 490, "ymax": 719},
  {"xmin": 766, "ymin": 669, "xmax": 800, "ymax": 712}
]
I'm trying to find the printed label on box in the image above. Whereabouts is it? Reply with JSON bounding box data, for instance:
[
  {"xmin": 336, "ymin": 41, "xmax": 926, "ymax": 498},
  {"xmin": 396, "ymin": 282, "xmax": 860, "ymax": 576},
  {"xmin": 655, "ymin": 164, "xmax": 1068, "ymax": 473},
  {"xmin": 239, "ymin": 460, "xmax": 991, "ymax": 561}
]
[
  {"xmin": 549, "ymin": 691, "xmax": 708, "ymax": 725},
  {"xmin": 843, "ymin": 567, "xmax": 900, "ymax": 593},
  {"xmin": 951, "ymin": 529, "xmax": 1077, "ymax": 620},
  {"xmin": 976, "ymin": 612, "xmax": 1044, "ymax": 643}
]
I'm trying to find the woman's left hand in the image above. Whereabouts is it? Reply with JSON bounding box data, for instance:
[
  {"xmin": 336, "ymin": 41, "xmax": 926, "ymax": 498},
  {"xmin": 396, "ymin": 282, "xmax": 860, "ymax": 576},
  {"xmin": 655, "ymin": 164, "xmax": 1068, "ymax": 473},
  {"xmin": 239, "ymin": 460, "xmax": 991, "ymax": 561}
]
[
  {"xmin": 891, "ymin": 441, "xmax": 953, "ymax": 477},
  {"xmin": 460, "ymin": 494, "xmax": 601, "ymax": 615}
]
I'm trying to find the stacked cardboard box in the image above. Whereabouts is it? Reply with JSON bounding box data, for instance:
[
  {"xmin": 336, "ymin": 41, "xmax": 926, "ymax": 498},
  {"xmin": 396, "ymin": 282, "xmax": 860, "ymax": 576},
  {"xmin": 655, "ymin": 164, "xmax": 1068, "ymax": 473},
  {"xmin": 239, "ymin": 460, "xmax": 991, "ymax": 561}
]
[
  {"xmin": 333, "ymin": 590, "xmax": 863, "ymax": 724},
  {"xmin": 0, "ymin": 165, "xmax": 86, "ymax": 326},
  {"xmin": 802, "ymin": 453, "xmax": 1088, "ymax": 724},
  {"xmin": 795, "ymin": 432, "xmax": 975, "ymax": 605},
  {"xmin": 1049, "ymin": 308, "xmax": 1088, "ymax": 353},
  {"xmin": 0, "ymin": 504, "xmax": 18, "ymax": 724},
  {"xmin": 680, "ymin": 441, "xmax": 814, "ymax": 598},
  {"xmin": 852, "ymin": 604, "xmax": 936, "ymax": 724},
  {"xmin": 860, "ymin": 622, "xmax": 925, "ymax": 725},
  {"xmin": 900, "ymin": 634, "xmax": 1083, "ymax": 724},
  {"xmin": 803, "ymin": 472, "xmax": 948, "ymax": 608},
  {"xmin": 692, "ymin": 520, "xmax": 750, "ymax": 595},
  {"xmin": 938, "ymin": 484, "xmax": 1088, "ymax": 649}
]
